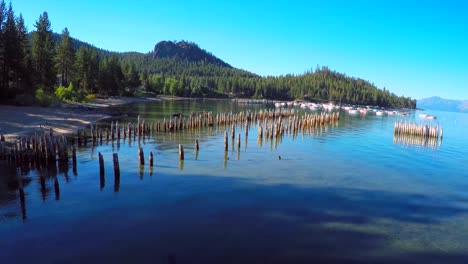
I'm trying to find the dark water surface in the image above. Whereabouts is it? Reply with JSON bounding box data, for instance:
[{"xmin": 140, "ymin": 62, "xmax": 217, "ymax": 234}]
[{"xmin": 1, "ymin": 100, "xmax": 468, "ymax": 263}]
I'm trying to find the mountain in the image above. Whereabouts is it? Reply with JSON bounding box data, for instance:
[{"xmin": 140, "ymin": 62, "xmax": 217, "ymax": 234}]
[
  {"xmin": 25, "ymin": 31, "xmax": 413, "ymax": 107},
  {"xmin": 152, "ymin": 40, "xmax": 230, "ymax": 67},
  {"xmin": 417, "ymin": 96, "xmax": 468, "ymax": 113}
]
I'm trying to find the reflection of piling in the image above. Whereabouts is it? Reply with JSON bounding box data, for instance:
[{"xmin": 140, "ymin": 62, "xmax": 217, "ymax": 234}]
[
  {"xmin": 54, "ymin": 177, "xmax": 60, "ymax": 201},
  {"xmin": 19, "ymin": 188, "xmax": 26, "ymax": 220},
  {"xmin": 72, "ymin": 146, "xmax": 76, "ymax": 165}
]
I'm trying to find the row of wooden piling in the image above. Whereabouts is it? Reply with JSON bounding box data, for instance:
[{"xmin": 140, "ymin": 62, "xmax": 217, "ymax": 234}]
[
  {"xmin": 71, "ymin": 109, "xmax": 339, "ymax": 148},
  {"xmin": 0, "ymin": 109, "xmax": 340, "ymax": 170},
  {"xmin": 0, "ymin": 131, "xmax": 73, "ymax": 168},
  {"xmin": 394, "ymin": 121, "xmax": 442, "ymax": 139}
]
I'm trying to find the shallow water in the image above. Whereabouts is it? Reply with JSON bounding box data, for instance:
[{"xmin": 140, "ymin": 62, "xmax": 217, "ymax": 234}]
[{"xmin": 1, "ymin": 100, "xmax": 468, "ymax": 263}]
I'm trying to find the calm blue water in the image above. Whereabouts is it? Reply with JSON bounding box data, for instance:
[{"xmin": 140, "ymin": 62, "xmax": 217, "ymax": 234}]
[{"xmin": 1, "ymin": 100, "xmax": 468, "ymax": 263}]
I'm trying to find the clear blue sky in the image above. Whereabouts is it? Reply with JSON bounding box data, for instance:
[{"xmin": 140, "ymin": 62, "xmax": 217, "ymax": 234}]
[{"xmin": 11, "ymin": 0, "xmax": 468, "ymax": 100}]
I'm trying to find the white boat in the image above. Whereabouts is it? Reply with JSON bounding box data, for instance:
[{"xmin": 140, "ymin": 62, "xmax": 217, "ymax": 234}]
[
  {"xmin": 426, "ymin": 115, "xmax": 436, "ymax": 120},
  {"xmin": 348, "ymin": 109, "xmax": 359, "ymax": 115},
  {"xmin": 419, "ymin": 113, "xmax": 428, "ymax": 118},
  {"xmin": 376, "ymin": 110, "xmax": 385, "ymax": 116}
]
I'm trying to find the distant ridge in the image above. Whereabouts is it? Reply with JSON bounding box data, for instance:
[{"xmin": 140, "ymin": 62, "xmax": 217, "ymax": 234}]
[
  {"xmin": 152, "ymin": 40, "xmax": 231, "ymax": 67},
  {"xmin": 417, "ymin": 96, "xmax": 468, "ymax": 113}
]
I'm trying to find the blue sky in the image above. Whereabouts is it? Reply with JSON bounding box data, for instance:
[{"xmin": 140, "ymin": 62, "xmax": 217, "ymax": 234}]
[{"xmin": 11, "ymin": 0, "xmax": 468, "ymax": 100}]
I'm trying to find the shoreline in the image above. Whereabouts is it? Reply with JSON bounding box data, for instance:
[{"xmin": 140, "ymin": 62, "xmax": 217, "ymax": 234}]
[{"xmin": 0, "ymin": 96, "xmax": 164, "ymax": 142}]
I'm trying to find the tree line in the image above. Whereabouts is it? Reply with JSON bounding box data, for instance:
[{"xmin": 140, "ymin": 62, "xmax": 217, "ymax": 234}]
[{"xmin": 0, "ymin": 2, "xmax": 416, "ymax": 109}]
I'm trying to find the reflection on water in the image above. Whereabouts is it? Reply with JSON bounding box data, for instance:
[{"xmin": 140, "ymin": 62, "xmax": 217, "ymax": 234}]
[{"xmin": 1, "ymin": 101, "xmax": 468, "ymax": 263}]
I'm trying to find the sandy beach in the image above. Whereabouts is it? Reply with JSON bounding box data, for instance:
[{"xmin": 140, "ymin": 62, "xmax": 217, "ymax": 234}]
[{"xmin": 0, "ymin": 97, "xmax": 162, "ymax": 142}]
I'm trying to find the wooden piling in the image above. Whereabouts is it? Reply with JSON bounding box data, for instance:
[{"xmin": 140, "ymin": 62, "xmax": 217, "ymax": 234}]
[
  {"xmin": 195, "ymin": 139, "xmax": 199, "ymax": 151},
  {"xmin": 149, "ymin": 151, "xmax": 154, "ymax": 167},
  {"xmin": 113, "ymin": 153, "xmax": 120, "ymax": 177},
  {"xmin": 139, "ymin": 147, "xmax": 145, "ymax": 166},
  {"xmin": 231, "ymin": 125, "xmax": 235, "ymax": 140},
  {"xmin": 99, "ymin": 152, "xmax": 105, "ymax": 176},
  {"xmin": 224, "ymin": 131, "xmax": 228, "ymax": 151},
  {"xmin": 179, "ymin": 144, "xmax": 184, "ymax": 160}
]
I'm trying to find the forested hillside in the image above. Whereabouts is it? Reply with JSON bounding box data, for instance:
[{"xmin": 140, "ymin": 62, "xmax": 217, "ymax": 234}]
[{"xmin": 0, "ymin": 2, "xmax": 416, "ymax": 108}]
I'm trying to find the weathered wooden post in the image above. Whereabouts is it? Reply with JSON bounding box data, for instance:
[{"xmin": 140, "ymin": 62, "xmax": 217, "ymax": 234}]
[
  {"xmin": 224, "ymin": 131, "xmax": 228, "ymax": 151},
  {"xmin": 149, "ymin": 151, "xmax": 154, "ymax": 167},
  {"xmin": 231, "ymin": 124, "xmax": 235, "ymax": 140},
  {"xmin": 99, "ymin": 152, "xmax": 105, "ymax": 176},
  {"xmin": 179, "ymin": 144, "xmax": 184, "ymax": 160},
  {"xmin": 138, "ymin": 147, "xmax": 145, "ymax": 165},
  {"xmin": 195, "ymin": 139, "xmax": 200, "ymax": 151},
  {"xmin": 237, "ymin": 133, "xmax": 241, "ymax": 150},
  {"xmin": 113, "ymin": 154, "xmax": 120, "ymax": 192}
]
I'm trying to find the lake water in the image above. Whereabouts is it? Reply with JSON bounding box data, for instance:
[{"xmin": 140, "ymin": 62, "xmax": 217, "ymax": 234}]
[{"xmin": 1, "ymin": 99, "xmax": 468, "ymax": 263}]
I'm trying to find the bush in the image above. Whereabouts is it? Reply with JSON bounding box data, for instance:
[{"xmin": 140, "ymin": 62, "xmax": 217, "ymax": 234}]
[
  {"xmin": 54, "ymin": 83, "xmax": 86, "ymax": 102},
  {"xmin": 86, "ymin": 94, "xmax": 97, "ymax": 100},
  {"xmin": 35, "ymin": 88, "xmax": 56, "ymax": 106}
]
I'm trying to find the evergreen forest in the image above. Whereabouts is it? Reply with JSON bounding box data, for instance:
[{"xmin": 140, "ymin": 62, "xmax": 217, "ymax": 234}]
[{"xmin": 0, "ymin": 2, "xmax": 416, "ymax": 108}]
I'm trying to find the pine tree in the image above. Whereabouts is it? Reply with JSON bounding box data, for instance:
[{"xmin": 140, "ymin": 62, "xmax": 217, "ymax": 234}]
[
  {"xmin": 75, "ymin": 46, "xmax": 99, "ymax": 93},
  {"xmin": 2, "ymin": 2, "xmax": 19, "ymax": 99},
  {"xmin": 16, "ymin": 13, "xmax": 31, "ymax": 94},
  {"xmin": 31, "ymin": 11, "xmax": 56, "ymax": 91},
  {"xmin": 55, "ymin": 27, "xmax": 75, "ymax": 86},
  {"xmin": 0, "ymin": 0, "xmax": 6, "ymax": 101}
]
